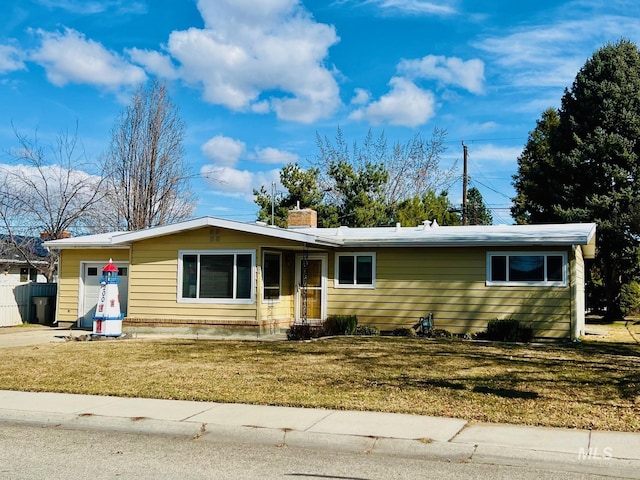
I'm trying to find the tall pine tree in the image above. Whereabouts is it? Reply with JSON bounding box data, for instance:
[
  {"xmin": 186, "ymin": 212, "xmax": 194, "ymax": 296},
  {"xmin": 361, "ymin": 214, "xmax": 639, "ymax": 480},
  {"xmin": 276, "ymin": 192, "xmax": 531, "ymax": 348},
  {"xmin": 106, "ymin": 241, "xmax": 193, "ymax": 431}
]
[{"xmin": 512, "ymin": 40, "xmax": 640, "ymax": 318}]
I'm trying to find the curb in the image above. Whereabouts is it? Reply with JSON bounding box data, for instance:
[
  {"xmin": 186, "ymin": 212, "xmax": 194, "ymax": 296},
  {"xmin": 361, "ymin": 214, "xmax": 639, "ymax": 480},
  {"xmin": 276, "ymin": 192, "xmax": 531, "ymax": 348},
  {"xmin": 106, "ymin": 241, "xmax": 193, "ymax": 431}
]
[{"xmin": 1, "ymin": 408, "xmax": 639, "ymax": 478}]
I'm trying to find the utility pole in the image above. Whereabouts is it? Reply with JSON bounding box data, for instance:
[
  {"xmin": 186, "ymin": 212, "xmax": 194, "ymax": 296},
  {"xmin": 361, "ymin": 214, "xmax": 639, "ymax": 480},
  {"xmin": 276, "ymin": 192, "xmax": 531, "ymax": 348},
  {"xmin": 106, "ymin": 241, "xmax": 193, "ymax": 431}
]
[{"xmin": 462, "ymin": 141, "xmax": 468, "ymax": 226}]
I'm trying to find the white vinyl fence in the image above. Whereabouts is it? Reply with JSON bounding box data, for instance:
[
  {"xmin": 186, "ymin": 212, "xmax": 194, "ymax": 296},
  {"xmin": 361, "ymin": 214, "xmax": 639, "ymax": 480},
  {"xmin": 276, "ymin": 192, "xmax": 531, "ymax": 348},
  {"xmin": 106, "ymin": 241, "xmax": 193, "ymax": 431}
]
[{"xmin": 0, "ymin": 283, "xmax": 57, "ymax": 327}]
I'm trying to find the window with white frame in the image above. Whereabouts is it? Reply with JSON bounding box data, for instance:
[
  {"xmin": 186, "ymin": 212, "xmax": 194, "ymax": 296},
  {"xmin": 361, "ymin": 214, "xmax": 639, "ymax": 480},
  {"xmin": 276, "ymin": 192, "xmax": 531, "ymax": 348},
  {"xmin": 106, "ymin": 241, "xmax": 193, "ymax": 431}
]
[
  {"xmin": 262, "ymin": 251, "xmax": 281, "ymax": 301},
  {"xmin": 335, "ymin": 253, "xmax": 375, "ymax": 288},
  {"xmin": 487, "ymin": 252, "xmax": 567, "ymax": 286},
  {"xmin": 179, "ymin": 250, "xmax": 255, "ymax": 303}
]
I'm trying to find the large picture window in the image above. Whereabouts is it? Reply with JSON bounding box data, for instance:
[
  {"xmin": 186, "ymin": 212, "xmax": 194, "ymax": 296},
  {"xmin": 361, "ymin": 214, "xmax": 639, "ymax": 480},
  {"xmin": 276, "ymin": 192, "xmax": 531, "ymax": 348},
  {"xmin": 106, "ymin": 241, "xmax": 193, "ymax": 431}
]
[
  {"xmin": 487, "ymin": 252, "xmax": 567, "ymax": 286},
  {"xmin": 335, "ymin": 253, "xmax": 375, "ymax": 288},
  {"xmin": 179, "ymin": 250, "xmax": 255, "ymax": 303},
  {"xmin": 262, "ymin": 251, "xmax": 281, "ymax": 301}
]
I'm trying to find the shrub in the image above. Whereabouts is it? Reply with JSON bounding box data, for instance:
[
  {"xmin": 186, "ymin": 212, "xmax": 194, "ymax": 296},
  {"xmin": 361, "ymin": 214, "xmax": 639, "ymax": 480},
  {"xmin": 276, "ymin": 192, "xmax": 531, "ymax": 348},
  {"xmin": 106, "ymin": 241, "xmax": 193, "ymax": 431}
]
[
  {"xmin": 391, "ymin": 327, "xmax": 417, "ymax": 337},
  {"xmin": 620, "ymin": 281, "xmax": 640, "ymax": 316},
  {"xmin": 286, "ymin": 323, "xmax": 323, "ymax": 341},
  {"xmin": 486, "ymin": 318, "xmax": 533, "ymax": 343},
  {"xmin": 355, "ymin": 325, "xmax": 380, "ymax": 336},
  {"xmin": 323, "ymin": 315, "xmax": 358, "ymax": 336},
  {"xmin": 426, "ymin": 328, "xmax": 455, "ymax": 339}
]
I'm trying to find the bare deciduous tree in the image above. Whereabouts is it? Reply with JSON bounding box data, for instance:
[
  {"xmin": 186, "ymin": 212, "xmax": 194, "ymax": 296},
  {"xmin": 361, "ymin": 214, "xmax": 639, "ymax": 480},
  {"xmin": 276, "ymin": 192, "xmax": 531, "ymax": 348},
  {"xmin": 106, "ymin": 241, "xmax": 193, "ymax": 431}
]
[
  {"xmin": 315, "ymin": 127, "xmax": 456, "ymax": 212},
  {"xmin": 102, "ymin": 80, "xmax": 195, "ymax": 231},
  {"xmin": 0, "ymin": 126, "xmax": 107, "ymax": 282}
]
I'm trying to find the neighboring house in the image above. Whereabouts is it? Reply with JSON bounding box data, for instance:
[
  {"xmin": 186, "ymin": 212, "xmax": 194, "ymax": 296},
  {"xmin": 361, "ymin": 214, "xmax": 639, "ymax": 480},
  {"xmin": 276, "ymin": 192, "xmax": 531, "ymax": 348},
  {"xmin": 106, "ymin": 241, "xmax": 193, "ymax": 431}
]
[
  {"xmin": 0, "ymin": 235, "xmax": 50, "ymax": 284},
  {"xmin": 43, "ymin": 209, "xmax": 596, "ymax": 340}
]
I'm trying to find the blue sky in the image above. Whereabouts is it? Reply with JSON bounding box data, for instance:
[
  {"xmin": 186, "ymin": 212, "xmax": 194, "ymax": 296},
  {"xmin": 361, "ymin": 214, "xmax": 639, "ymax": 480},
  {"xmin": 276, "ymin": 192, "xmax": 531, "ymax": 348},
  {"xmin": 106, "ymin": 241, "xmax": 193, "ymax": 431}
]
[{"xmin": 1, "ymin": 0, "xmax": 639, "ymax": 225}]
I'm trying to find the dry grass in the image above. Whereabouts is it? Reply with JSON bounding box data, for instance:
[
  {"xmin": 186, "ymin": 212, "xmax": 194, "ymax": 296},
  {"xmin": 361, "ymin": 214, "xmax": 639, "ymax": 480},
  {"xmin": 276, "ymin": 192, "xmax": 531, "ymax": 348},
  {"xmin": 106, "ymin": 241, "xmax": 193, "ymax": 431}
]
[
  {"xmin": 1, "ymin": 335, "xmax": 639, "ymax": 432},
  {"xmin": 583, "ymin": 318, "xmax": 640, "ymax": 345}
]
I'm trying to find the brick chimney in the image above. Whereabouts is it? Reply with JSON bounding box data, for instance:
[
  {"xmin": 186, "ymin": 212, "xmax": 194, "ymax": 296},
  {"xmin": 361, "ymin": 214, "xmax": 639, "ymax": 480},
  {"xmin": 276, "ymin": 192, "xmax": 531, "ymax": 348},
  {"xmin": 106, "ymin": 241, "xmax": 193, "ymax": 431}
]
[
  {"xmin": 287, "ymin": 204, "xmax": 317, "ymax": 229},
  {"xmin": 40, "ymin": 230, "xmax": 72, "ymax": 240}
]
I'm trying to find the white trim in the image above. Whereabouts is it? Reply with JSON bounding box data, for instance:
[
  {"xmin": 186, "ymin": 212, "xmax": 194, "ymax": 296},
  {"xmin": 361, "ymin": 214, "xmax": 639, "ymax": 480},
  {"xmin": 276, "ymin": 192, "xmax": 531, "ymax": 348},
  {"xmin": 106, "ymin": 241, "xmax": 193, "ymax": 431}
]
[
  {"xmin": 177, "ymin": 249, "xmax": 256, "ymax": 304},
  {"xmin": 261, "ymin": 251, "xmax": 282, "ymax": 303},
  {"xmin": 486, "ymin": 251, "xmax": 568, "ymax": 287},
  {"xmin": 334, "ymin": 252, "xmax": 376, "ymax": 289}
]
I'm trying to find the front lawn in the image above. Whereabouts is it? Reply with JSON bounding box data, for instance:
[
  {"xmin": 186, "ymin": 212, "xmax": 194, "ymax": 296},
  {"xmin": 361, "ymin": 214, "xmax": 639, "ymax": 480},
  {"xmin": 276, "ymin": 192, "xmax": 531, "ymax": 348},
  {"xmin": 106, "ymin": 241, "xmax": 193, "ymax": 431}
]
[{"xmin": 1, "ymin": 336, "xmax": 638, "ymax": 432}]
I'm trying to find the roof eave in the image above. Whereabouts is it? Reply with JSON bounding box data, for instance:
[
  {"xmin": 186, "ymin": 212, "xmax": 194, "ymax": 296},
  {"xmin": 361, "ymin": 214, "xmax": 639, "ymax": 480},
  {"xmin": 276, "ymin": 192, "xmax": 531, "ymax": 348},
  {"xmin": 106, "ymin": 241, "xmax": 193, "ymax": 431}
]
[
  {"xmin": 43, "ymin": 243, "xmax": 130, "ymax": 250},
  {"xmin": 341, "ymin": 238, "xmax": 594, "ymax": 248},
  {"xmin": 110, "ymin": 217, "xmax": 343, "ymax": 247}
]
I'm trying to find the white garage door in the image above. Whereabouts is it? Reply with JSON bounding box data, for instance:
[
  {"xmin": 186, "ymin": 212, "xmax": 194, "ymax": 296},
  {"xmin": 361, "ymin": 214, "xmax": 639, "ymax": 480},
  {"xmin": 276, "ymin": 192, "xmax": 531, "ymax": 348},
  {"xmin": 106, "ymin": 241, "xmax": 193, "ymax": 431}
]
[{"xmin": 80, "ymin": 262, "xmax": 129, "ymax": 328}]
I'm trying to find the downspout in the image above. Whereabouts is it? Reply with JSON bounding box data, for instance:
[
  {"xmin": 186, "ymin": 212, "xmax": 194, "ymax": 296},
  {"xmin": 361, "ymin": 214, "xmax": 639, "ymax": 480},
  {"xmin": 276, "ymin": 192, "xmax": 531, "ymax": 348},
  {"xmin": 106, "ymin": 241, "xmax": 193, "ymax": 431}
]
[
  {"xmin": 571, "ymin": 245, "xmax": 577, "ymax": 342},
  {"xmin": 256, "ymin": 247, "xmax": 261, "ymax": 338}
]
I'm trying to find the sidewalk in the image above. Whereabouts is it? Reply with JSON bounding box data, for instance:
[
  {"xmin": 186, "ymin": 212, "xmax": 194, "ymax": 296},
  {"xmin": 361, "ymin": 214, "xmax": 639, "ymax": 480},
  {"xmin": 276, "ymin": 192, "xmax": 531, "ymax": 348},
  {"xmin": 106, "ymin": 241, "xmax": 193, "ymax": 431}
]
[
  {"xmin": 1, "ymin": 389, "xmax": 639, "ymax": 476},
  {"xmin": 1, "ymin": 327, "xmax": 639, "ymax": 476}
]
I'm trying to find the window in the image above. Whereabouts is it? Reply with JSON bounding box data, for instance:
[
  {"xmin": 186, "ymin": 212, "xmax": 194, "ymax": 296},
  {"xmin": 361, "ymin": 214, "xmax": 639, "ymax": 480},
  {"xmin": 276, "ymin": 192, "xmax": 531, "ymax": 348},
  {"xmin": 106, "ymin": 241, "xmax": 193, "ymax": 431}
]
[
  {"xmin": 262, "ymin": 252, "xmax": 281, "ymax": 301},
  {"xmin": 487, "ymin": 252, "xmax": 567, "ymax": 286},
  {"xmin": 179, "ymin": 250, "xmax": 255, "ymax": 303},
  {"xmin": 335, "ymin": 253, "xmax": 375, "ymax": 288},
  {"xmin": 20, "ymin": 268, "xmax": 37, "ymax": 282}
]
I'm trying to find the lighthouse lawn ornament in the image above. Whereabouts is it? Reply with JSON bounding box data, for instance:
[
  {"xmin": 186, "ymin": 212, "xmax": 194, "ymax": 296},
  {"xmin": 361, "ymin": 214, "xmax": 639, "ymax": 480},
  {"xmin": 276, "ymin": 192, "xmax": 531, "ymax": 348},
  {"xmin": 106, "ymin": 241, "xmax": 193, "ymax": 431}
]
[{"xmin": 93, "ymin": 259, "xmax": 124, "ymax": 336}]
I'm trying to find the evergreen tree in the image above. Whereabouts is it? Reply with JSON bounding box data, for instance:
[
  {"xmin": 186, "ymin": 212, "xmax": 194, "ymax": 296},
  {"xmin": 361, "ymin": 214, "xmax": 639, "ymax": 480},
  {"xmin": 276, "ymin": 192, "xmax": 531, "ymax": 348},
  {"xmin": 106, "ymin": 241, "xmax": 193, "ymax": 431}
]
[
  {"xmin": 465, "ymin": 187, "xmax": 493, "ymax": 225},
  {"xmin": 327, "ymin": 159, "xmax": 389, "ymax": 227},
  {"xmin": 253, "ymin": 163, "xmax": 338, "ymax": 228},
  {"xmin": 394, "ymin": 191, "xmax": 461, "ymax": 226},
  {"xmin": 511, "ymin": 108, "xmax": 562, "ymax": 224},
  {"xmin": 512, "ymin": 40, "xmax": 640, "ymax": 318}
]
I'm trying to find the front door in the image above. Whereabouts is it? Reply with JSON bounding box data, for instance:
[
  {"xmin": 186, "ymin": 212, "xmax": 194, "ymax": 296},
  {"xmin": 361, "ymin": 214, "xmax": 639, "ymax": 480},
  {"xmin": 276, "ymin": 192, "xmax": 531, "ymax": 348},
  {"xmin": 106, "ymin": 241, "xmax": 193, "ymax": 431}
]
[
  {"xmin": 80, "ymin": 262, "xmax": 129, "ymax": 328},
  {"xmin": 295, "ymin": 254, "xmax": 326, "ymax": 324}
]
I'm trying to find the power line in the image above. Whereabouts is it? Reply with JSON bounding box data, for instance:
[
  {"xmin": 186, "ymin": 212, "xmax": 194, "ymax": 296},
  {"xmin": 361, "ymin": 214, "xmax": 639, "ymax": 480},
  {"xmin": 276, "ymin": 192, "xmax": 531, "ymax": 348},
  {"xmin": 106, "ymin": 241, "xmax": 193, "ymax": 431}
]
[{"xmin": 469, "ymin": 178, "xmax": 512, "ymax": 200}]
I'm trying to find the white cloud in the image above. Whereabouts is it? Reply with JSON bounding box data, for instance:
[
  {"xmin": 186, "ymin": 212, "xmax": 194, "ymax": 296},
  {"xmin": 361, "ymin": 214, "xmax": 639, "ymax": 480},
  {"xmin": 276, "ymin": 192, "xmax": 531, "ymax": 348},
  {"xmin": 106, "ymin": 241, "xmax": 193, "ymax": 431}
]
[
  {"xmin": 200, "ymin": 164, "xmax": 281, "ymax": 200},
  {"xmin": 350, "ymin": 88, "xmax": 371, "ymax": 105},
  {"xmin": 398, "ymin": 55, "xmax": 485, "ymax": 94},
  {"xmin": 477, "ymin": 121, "xmax": 499, "ymax": 131},
  {"xmin": 466, "ymin": 144, "xmax": 523, "ymax": 166},
  {"xmin": 0, "ymin": 45, "xmax": 26, "ymax": 74},
  {"xmin": 251, "ymin": 147, "xmax": 299, "ymax": 164},
  {"xmin": 200, "ymin": 135, "xmax": 246, "ymax": 167},
  {"xmin": 30, "ymin": 28, "xmax": 146, "ymax": 90},
  {"xmin": 349, "ymin": 77, "xmax": 436, "ymax": 127},
  {"xmin": 360, "ymin": 0, "xmax": 457, "ymax": 16},
  {"xmin": 34, "ymin": 0, "xmax": 147, "ymax": 15},
  {"xmin": 127, "ymin": 48, "xmax": 179, "ymax": 79},
  {"xmin": 473, "ymin": 14, "xmax": 640, "ymax": 89},
  {"xmin": 201, "ymin": 165, "xmax": 254, "ymax": 196},
  {"xmin": 165, "ymin": 0, "xmax": 341, "ymax": 123}
]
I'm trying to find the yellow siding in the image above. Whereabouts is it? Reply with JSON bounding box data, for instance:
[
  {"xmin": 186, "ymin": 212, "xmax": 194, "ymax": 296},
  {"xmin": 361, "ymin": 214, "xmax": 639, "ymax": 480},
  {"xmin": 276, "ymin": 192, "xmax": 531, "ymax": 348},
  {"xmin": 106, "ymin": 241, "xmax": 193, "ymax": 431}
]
[
  {"xmin": 54, "ymin": 226, "xmax": 582, "ymax": 339},
  {"xmin": 127, "ymin": 227, "xmax": 299, "ymax": 327},
  {"xmin": 258, "ymin": 250, "xmax": 295, "ymax": 332},
  {"xmin": 326, "ymin": 247, "xmax": 574, "ymax": 338},
  {"xmin": 56, "ymin": 249, "xmax": 129, "ymax": 323}
]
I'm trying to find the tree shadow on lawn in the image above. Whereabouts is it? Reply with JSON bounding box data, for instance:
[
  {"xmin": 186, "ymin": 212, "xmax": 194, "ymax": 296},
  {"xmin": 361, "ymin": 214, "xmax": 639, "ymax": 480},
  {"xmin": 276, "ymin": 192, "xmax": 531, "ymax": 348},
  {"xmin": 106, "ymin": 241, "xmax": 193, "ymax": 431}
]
[
  {"xmin": 414, "ymin": 379, "xmax": 539, "ymax": 400},
  {"xmin": 571, "ymin": 340, "xmax": 640, "ymax": 358},
  {"xmin": 471, "ymin": 385, "xmax": 539, "ymax": 399}
]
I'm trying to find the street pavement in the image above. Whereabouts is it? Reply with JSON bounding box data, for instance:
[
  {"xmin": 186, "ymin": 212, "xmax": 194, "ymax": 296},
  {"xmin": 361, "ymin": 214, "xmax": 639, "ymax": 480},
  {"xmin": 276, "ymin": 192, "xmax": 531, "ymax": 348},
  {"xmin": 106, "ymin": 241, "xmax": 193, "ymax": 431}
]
[{"xmin": 1, "ymin": 326, "xmax": 640, "ymax": 477}]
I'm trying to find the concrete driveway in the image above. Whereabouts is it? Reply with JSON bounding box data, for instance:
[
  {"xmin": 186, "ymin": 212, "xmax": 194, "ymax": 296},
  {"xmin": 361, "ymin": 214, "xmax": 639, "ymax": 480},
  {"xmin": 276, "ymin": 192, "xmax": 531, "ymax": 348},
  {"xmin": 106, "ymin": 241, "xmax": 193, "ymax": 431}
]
[{"xmin": 0, "ymin": 326, "xmax": 70, "ymax": 348}]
